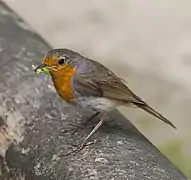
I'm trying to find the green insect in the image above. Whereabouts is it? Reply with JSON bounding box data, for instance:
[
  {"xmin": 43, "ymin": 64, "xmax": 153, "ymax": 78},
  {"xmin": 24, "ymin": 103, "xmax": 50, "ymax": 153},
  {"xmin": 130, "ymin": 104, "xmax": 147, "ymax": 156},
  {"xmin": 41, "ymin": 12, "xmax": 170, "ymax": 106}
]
[{"xmin": 32, "ymin": 65, "xmax": 50, "ymax": 75}]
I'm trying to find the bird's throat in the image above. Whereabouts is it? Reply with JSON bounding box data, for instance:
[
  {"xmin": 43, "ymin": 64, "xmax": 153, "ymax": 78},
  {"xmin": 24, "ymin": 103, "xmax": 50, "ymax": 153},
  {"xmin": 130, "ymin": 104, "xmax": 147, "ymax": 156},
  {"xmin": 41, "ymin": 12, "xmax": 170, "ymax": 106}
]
[{"xmin": 51, "ymin": 64, "xmax": 77, "ymax": 102}]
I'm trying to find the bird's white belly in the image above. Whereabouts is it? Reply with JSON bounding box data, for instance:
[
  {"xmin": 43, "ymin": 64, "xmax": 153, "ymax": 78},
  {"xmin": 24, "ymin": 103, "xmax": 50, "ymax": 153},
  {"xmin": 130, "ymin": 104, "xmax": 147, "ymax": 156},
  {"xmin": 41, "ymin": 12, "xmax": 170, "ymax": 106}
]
[{"xmin": 76, "ymin": 97, "xmax": 120, "ymax": 112}]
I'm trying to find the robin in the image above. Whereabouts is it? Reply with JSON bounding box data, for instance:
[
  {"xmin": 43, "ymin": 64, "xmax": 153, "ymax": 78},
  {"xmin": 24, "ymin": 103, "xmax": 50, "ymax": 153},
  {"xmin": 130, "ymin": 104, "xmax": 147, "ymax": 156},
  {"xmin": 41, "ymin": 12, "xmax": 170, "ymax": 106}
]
[{"xmin": 34, "ymin": 48, "xmax": 176, "ymax": 155}]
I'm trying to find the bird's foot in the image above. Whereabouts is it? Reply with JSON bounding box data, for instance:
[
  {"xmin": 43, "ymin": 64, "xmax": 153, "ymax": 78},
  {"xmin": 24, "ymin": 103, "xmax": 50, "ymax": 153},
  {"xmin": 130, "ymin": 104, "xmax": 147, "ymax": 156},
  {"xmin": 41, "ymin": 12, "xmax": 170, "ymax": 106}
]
[
  {"xmin": 61, "ymin": 123, "xmax": 83, "ymax": 135},
  {"xmin": 0, "ymin": 156, "xmax": 9, "ymax": 175},
  {"xmin": 65, "ymin": 140, "xmax": 97, "ymax": 156},
  {"xmin": 61, "ymin": 112, "xmax": 100, "ymax": 135}
]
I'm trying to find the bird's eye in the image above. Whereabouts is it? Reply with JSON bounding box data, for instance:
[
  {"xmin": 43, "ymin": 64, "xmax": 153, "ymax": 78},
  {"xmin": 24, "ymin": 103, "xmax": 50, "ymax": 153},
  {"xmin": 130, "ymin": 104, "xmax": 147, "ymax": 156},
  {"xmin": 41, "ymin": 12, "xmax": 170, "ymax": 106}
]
[{"xmin": 58, "ymin": 58, "xmax": 65, "ymax": 65}]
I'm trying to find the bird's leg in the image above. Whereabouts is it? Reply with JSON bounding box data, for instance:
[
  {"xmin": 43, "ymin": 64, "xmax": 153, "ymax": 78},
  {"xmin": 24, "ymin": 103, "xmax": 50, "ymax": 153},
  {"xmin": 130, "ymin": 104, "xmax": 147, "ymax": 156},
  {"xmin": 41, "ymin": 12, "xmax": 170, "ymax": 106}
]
[
  {"xmin": 65, "ymin": 118, "xmax": 104, "ymax": 156},
  {"xmin": 74, "ymin": 111, "xmax": 100, "ymax": 129},
  {"xmin": 86, "ymin": 112, "xmax": 100, "ymax": 124},
  {"xmin": 63, "ymin": 112, "xmax": 100, "ymax": 135},
  {"xmin": 0, "ymin": 156, "xmax": 9, "ymax": 175}
]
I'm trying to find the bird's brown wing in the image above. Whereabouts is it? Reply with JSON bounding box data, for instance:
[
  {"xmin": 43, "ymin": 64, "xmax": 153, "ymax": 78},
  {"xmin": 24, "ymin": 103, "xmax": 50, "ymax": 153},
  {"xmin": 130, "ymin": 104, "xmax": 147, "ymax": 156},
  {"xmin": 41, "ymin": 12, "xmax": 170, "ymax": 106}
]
[
  {"xmin": 73, "ymin": 72, "xmax": 176, "ymax": 129},
  {"xmin": 73, "ymin": 71, "xmax": 144, "ymax": 104}
]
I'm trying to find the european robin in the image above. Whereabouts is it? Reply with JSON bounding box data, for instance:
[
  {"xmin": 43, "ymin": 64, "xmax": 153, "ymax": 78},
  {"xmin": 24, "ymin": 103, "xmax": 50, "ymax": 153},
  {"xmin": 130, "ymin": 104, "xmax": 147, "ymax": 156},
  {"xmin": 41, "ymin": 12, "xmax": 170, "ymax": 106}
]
[{"xmin": 34, "ymin": 48, "xmax": 176, "ymax": 155}]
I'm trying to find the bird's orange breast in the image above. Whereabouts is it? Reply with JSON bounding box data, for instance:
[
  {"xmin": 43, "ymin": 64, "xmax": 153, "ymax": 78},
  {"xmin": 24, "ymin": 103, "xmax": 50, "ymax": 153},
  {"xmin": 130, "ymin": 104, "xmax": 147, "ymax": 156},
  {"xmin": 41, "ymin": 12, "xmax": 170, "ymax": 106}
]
[{"xmin": 51, "ymin": 64, "xmax": 77, "ymax": 103}]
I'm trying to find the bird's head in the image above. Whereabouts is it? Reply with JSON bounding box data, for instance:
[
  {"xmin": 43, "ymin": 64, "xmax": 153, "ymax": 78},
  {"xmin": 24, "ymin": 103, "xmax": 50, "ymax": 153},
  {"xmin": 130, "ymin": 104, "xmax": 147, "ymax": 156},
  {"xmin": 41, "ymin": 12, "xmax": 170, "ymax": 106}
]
[{"xmin": 34, "ymin": 48, "xmax": 80, "ymax": 74}]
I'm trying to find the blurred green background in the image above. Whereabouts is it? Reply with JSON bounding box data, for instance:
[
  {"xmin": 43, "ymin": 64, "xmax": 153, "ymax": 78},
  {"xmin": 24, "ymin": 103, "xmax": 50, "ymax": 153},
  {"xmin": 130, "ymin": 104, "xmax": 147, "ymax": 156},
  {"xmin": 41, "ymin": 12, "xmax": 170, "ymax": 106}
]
[{"xmin": 3, "ymin": 0, "xmax": 191, "ymax": 177}]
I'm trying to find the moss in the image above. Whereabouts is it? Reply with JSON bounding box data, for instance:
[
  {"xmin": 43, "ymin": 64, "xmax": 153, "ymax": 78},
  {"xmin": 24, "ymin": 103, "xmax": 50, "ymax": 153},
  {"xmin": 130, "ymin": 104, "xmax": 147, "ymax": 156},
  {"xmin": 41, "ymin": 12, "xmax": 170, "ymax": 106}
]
[{"xmin": 159, "ymin": 139, "xmax": 191, "ymax": 178}]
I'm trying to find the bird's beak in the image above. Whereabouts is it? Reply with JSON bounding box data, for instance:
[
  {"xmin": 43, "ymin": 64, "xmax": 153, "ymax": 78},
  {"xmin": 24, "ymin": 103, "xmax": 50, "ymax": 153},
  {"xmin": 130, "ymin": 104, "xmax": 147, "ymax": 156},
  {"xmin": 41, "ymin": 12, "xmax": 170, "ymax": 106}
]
[{"xmin": 33, "ymin": 63, "xmax": 46, "ymax": 72}]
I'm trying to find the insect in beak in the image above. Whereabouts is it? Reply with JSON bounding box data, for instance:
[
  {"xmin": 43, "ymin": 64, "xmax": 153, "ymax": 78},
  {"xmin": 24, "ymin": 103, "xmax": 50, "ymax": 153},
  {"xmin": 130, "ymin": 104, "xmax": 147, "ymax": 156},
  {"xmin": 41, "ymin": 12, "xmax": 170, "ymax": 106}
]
[
  {"xmin": 33, "ymin": 63, "xmax": 46, "ymax": 72},
  {"xmin": 32, "ymin": 63, "xmax": 51, "ymax": 75}
]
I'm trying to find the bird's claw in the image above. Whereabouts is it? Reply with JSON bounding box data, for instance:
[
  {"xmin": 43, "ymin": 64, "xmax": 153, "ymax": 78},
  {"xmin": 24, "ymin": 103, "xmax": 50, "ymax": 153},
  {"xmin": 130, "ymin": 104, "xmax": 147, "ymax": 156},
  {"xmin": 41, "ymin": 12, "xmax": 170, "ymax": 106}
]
[
  {"xmin": 61, "ymin": 123, "xmax": 83, "ymax": 135},
  {"xmin": 64, "ymin": 140, "xmax": 97, "ymax": 156}
]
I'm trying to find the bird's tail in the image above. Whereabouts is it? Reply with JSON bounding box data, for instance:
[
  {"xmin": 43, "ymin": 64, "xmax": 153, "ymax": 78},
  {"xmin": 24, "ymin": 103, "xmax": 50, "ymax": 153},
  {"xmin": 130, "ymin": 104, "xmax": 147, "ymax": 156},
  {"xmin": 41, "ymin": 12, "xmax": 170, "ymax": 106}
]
[{"xmin": 134, "ymin": 103, "xmax": 176, "ymax": 129}]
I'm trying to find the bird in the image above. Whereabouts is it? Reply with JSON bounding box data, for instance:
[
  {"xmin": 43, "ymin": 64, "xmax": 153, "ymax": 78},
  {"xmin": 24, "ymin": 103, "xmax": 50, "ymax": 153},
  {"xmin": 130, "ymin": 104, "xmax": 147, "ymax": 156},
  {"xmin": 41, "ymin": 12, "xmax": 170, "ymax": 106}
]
[{"xmin": 34, "ymin": 48, "xmax": 176, "ymax": 155}]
